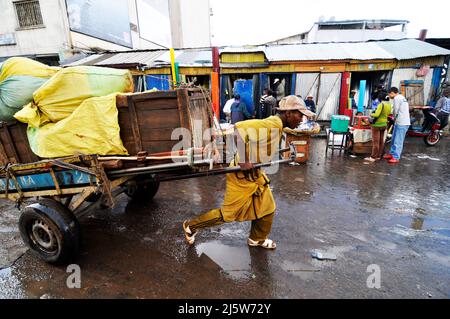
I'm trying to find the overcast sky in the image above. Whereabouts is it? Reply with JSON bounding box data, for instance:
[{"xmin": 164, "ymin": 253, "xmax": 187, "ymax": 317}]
[{"xmin": 209, "ymin": 0, "xmax": 449, "ymax": 46}]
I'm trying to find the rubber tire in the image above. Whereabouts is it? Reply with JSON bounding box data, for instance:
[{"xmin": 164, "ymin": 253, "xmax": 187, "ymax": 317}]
[
  {"xmin": 424, "ymin": 132, "xmax": 440, "ymax": 147},
  {"xmin": 18, "ymin": 198, "xmax": 81, "ymax": 265},
  {"xmin": 125, "ymin": 180, "xmax": 160, "ymax": 202}
]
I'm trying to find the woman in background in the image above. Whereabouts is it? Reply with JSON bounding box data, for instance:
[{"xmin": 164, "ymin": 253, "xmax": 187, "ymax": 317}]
[{"xmin": 365, "ymin": 91, "xmax": 392, "ymax": 162}]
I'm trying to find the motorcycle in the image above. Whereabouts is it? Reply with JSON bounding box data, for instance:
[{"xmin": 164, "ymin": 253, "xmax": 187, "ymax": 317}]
[{"xmin": 385, "ymin": 106, "xmax": 441, "ymax": 146}]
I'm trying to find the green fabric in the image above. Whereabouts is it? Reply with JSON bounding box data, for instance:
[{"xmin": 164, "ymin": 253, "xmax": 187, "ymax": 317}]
[
  {"xmin": 0, "ymin": 76, "xmax": 48, "ymax": 121},
  {"xmin": 371, "ymin": 102, "xmax": 392, "ymax": 127}
]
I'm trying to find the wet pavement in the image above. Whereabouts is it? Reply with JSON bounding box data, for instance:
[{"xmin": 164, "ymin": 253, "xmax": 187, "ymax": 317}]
[{"xmin": 0, "ymin": 137, "xmax": 449, "ymax": 299}]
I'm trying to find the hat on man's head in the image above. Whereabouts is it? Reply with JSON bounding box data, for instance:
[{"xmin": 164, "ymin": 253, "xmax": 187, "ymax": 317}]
[
  {"xmin": 273, "ymin": 78, "xmax": 280, "ymax": 84},
  {"xmin": 277, "ymin": 95, "xmax": 316, "ymax": 117}
]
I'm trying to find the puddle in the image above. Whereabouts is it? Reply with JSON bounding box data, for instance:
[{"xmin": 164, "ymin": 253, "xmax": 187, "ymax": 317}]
[
  {"xmin": 344, "ymin": 231, "xmax": 372, "ymax": 243},
  {"xmin": 425, "ymin": 252, "xmax": 450, "ymax": 267},
  {"xmin": 434, "ymin": 229, "xmax": 450, "ymax": 238},
  {"xmin": 210, "ymin": 226, "xmax": 247, "ymax": 238},
  {"xmin": 387, "ymin": 215, "xmax": 450, "ymax": 232},
  {"xmin": 281, "ymin": 260, "xmax": 320, "ymax": 280},
  {"xmin": 196, "ymin": 241, "xmax": 252, "ymax": 280}
]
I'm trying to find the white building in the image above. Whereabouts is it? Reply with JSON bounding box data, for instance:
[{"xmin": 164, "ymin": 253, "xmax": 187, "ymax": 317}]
[
  {"xmin": 267, "ymin": 19, "xmax": 409, "ymax": 45},
  {"xmin": 0, "ymin": 0, "xmax": 211, "ymax": 65}
]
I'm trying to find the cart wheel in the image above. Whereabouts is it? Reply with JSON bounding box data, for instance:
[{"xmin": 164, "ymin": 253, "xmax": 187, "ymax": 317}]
[
  {"xmin": 18, "ymin": 198, "xmax": 81, "ymax": 264},
  {"xmin": 424, "ymin": 131, "xmax": 440, "ymax": 146},
  {"xmin": 125, "ymin": 180, "xmax": 160, "ymax": 201}
]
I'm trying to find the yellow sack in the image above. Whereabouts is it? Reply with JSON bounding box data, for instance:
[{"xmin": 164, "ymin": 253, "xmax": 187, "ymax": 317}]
[
  {"xmin": 0, "ymin": 57, "xmax": 59, "ymax": 82},
  {"xmin": 13, "ymin": 103, "xmax": 46, "ymax": 128},
  {"xmin": 25, "ymin": 94, "xmax": 128, "ymax": 158},
  {"xmin": 0, "ymin": 57, "xmax": 60, "ymax": 121},
  {"xmin": 31, "ymin": 66, "xmax": 134, "ymax": 122}
]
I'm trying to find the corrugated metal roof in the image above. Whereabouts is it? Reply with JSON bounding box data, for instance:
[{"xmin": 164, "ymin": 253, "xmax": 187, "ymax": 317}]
[
  {"xmin": 96, "ymin": 51, "xmax": 166, "ymax": 66},
  {"xmin": 61, "ymin": 39, "xmax": 450, "ymax": 68},
  {"xmin": 62, "ymin": 53, "xmax": 111, "ymax": 66},
  {"xmin": 265, "ymin": 42, "xmax": 393, "ymax": 61},
  {"xmin": 375, "ymin": 39, "xmax": 450, "ymax": 60},
  {"xmin": 175, "ymin": 49, "xmax": 212, "ymax": 66},
  {"xmin": 265, "ymin": 39, "xmax": 450, "ymax": 62}
]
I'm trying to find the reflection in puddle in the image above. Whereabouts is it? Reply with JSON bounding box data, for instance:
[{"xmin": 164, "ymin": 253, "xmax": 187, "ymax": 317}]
[
  {"xmin": 281, "ymin": 260, "xmax": 320, "ymax": 280},
  {"xmin": 411, "ymin": 217, "xmax": 425, "ymax": 231},
  {"xmin": 196, "ymin": 241, "xmax": 251, "ymax": 280}
]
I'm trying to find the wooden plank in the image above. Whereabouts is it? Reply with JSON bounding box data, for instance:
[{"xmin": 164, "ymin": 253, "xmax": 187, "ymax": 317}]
[
  {"xmin": 136, "ymin": 109, "xmax": 181, "ymax": 128},
  {"xmin": 0, "ymin": 136, "xmax": 9, "ymax": 165},
  {"xmin": 177, "ymin": 89, "xmax": 190, "ymax": 131},
  {"xmin": 138, "ymin": 128, "xmax": 175, "ymax": 142},
  {"xmin": 3, "ymin": 125, "xmax": 20, "ymax": 163},
  {"xmin": 69, "ymin": 187, "xmax": 97, "ymax": 211},
  {"xmin": 116, "ymin": 94, "xmax": 129, "ymax": 108},
  {"xmin": 124, "ymin": 91, "xmax": 177, "ymax": 103},
  {"xmin": 141, "ymin": 140, "xmax": 179, "ymax": 154},
  {"xmin": 127, "ymin": 95, "xmax": 143, "ymax": 153},
  {"xmin": 49, "ymin": 168, "xmax": 62, "ymax": 195},
  {"xmin": 134, "ymin": 99, "xmax": 178, "ymax": 111},
  {"xmin": 14, "ymin": 123, "xmax": 38, "ymax": 163}
]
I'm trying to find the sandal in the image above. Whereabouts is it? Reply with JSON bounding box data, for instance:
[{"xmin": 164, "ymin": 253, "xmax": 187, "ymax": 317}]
[
  {"xmin": 247, "ymin": 238, "xmax": 277, "ymax": 249},
  {"xmin": 183, "ymin": 221, "xmax": 197, "ymax": 245}
]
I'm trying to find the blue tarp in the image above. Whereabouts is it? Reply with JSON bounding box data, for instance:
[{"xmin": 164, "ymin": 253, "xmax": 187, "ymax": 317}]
[
  {"xmin": 146, "ymin": 75, "xmax": 170, "ymax": 91},
  {"xmin": 234, "ymin": 79, "xmax": 254, "ymax": 115}
]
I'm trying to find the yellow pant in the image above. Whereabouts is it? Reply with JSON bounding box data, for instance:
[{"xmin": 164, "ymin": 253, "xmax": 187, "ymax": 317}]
[{"xmin": 188, "ymin": 209, "xmax": 275, "ymax": 242}]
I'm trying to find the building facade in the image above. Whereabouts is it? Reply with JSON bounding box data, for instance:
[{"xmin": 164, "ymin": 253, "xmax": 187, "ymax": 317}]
[
  {"xmin": 0, "ymin": 0, "xmax": 212, "ymax": 64},
  {"xmin": 267, "ymin": 20, "xmax": 409, "ymax": 45}
]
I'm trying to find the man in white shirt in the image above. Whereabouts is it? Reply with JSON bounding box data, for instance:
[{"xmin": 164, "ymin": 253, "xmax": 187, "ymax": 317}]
[
  {"xmin": 223, "ymin": 95, "xmax": 235, "ymax": 123},
  {"xmin": 383, "ymin": 87, "xmax": 411, "ymax": 164}
]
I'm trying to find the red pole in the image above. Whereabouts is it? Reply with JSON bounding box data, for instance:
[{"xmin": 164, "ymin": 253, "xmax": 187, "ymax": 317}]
[
  {"xmin": 339, "ymin": 72, "xmax": 351, "ymax": 115},
  {"xmin": 211, "ymin": 46, "xmax": 220, "ymax": 120},
  {"xmin": 211, "ymin": 72, "xmax": 219, "ymax": 120}
]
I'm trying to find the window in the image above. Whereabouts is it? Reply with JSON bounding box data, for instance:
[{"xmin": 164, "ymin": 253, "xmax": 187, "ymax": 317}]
[{"xmin": 14, "ymin": 0, "xmax": 44, "ymax": 29}]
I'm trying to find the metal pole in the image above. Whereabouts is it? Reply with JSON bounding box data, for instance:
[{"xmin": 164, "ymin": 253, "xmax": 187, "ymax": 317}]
[
  {"xmin": 107, "ymin": 159, "xmax": 212, "ymax": 178},
  {"xmin": 157, "ymin": 158, "xmax": 293, "ymax": 182}
]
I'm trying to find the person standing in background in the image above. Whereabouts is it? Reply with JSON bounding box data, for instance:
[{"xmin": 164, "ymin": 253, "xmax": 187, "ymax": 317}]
[
  {"xmin": 230, "ymin": 94, "xmax": 251, "ymax": 124},
  {"xmin": 272, "ymin": 79, "xmax": 285, "ymax": 104},
  {"xmin": 435, "ymin": 88, "xmax": 450, "ymax": 132},
  {"xmin": 365, "ymin": 91, "xmax": 391, "ymax": 162},
  {"xmin": 350, "ymin": 90, "xmax": 358, "ymax": 109},
  {"xmin": 257, "ymin": 89, "xmax": 277, "ymax": 119},
  {"xmin": 223, "ymin": 94, "xmax": 235, "ymax": 123},
  {"xmin": 304, "ymin": 95, "xmax": 316, "ymax": 113},
  {"xmin": 383, "ymin": 87, "xmax": 411, "ymax": 164}
]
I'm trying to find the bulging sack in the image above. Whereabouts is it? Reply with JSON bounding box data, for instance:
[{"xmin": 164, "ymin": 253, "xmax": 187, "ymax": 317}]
[
  {"xmin": 25, "ymin": 94, "xmax": 128, "ymax": 158},
  {"xmin": 31, "ymin": 66, "xmax": 134, "ymax": 122},
  {"xmin": 0, "ymin": 57, "xmax": 59, "ymax": 121}
]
